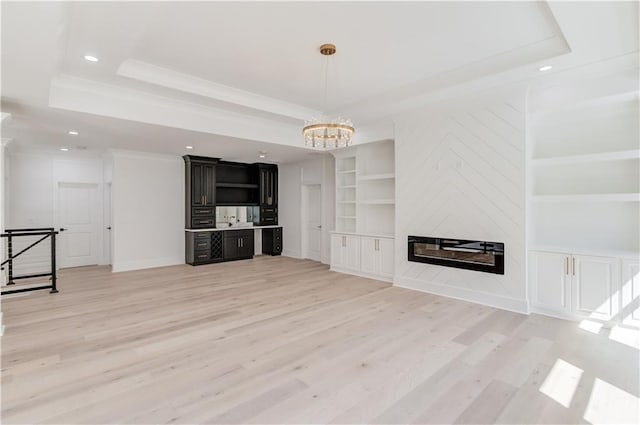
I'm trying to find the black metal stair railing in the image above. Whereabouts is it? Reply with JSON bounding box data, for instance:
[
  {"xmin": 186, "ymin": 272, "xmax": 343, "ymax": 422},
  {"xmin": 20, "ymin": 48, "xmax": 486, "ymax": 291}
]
[{"xmin": 1, "ymin": 228, "xmax": 59, "ymax": 295}]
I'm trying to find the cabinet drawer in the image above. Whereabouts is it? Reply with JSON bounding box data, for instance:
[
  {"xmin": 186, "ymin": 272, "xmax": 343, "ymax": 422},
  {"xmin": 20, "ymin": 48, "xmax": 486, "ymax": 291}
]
[
  {"xmin": 194, "ymin": 232, "xmax": 210, "ymax": 240},
  {"xmin": 194, "ymin": 250, "xmax": 211, "ymax": 262},
  {"xmin": 192, "ymin": 217, "xmax": 215, "ymax": 228},
  {"xmin": 261, "ymin": 216, "xmax": 277, "ymax": 225},
  {"xmin": 261, "ymin": 207, "xmax": 277, "ymax": 214},
  {"xmin": 192, "ymin": 207, "xmax": 214, "ymax": 216},
  {"xmin": 194, "ymin": 239, "xmax": 211, "ymax": 250}
]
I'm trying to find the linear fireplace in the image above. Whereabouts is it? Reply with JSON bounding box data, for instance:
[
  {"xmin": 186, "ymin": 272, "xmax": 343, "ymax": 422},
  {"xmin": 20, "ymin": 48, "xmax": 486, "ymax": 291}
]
[{"xmin": 408, "ymin": 236, "xmax": 504, "ymax": 274}]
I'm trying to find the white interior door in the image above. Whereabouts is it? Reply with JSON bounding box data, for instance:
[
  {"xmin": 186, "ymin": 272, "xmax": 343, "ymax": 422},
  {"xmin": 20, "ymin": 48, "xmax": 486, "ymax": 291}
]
[
  {"xmin": 304, "ymin": 184, "xmax": 322, "ymax": 261},
  {"xmin": 104, "ymin": 183, "xmax": 112, "ymax": 265},
  {"xmin": 58, "ymin": 183, "xmax": 100, "ymax": 268}
]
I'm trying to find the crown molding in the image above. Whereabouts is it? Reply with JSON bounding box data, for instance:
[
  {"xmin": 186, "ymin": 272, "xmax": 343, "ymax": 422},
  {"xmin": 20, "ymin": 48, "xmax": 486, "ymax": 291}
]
[
  {"xmin": 49, "ymin": 74, "xmax": 304, "ymax": 147},
  {"xmin": 117, "ymin": 59, "xmax": 321, "ymax": 121}
]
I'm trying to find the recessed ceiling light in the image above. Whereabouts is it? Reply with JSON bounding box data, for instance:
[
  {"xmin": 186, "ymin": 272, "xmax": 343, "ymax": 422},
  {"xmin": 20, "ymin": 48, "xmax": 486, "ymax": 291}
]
[
  {"xmin": 259, "ymin": 150, "xmax": 267, "ymax": 158},
  {"xmin": 539, "ymin": 65, "xmax": 553, "ymax": 72},
  {"xmin": 60, "ymin": 148, "xmax": 69, "ymax": 152},
  {"xmin": 84, "ymin": 55, "xmax": 99, "ymax": 62},
  {"xmin": 68, "ymin": 130, "xmax": 79, "ymax": 135},
  {"xmin": 185, "ymin": 146, "xmax": 193, "ymax": 150},
  {"xmin": 259, "ymin": 154, "xmax": 266, "ymax": 158}
]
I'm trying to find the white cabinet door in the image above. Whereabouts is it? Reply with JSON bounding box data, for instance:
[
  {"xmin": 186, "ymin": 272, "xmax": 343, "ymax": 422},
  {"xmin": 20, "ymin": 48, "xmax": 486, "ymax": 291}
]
[
  {"xmin": 572, "ymin": 255, "xmax": 619, "ymax": 320},
  {"xmin": 345, "ymin": 235, "xmax": 361, "ymax": 272},
  {"xmin": 360, "ymin": 237, "xmax": 377, "ymax": 275},
  {"xmin": 378, "ymin": 238, "xmax": 395, "ymax": 279},
  {"xmin": 529, "ymin": 251, "xmax": 571, "ymax": 315},
  {"xmin": 621, "ymin": 258, "xmax": 640, "ymax": 327},
  {"xmin": 330, "ymin": 234, "xmax": 345, "ymax": 269}
]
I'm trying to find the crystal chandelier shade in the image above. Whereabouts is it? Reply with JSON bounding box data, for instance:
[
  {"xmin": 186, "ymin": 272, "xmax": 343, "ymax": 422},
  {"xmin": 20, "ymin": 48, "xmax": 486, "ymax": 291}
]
[
  {"xmin": 303, "ymin": 44, "xmax": 354, "ymax": 149},
  {"xmin": 303, "ymin": 117, "xmax": 354, "ymax": 149}
]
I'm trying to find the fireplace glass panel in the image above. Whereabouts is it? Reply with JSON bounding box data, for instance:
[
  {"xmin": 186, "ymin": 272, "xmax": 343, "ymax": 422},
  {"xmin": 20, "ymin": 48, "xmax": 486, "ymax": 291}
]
[{"xmin": 408, "ymin": 237, "xmax": 504, "ymax": 274}]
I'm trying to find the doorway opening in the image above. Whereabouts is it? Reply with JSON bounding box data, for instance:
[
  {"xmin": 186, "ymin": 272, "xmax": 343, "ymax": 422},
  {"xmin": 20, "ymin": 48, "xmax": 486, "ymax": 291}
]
[{"xmin": 301, "ymin": 184, "xmax": 322, "ymax": 261}]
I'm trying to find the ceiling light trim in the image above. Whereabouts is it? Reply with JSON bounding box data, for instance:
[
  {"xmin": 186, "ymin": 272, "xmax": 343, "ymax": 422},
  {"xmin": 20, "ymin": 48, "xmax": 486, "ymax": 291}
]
[{"xmin": 117, "ymin": 59, "xmax": 321, "ymax": 121}]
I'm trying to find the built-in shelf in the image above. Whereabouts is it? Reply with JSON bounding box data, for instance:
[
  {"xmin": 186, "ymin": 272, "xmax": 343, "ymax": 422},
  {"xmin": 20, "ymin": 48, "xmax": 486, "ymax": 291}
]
[
  {"xmin": 358, "ymin": 199, "xmax": 395, "ymax": 205},
  {"xmin": 533, "ymin": 193, "xmax": 640, "ymax": 203},
  {"xmin": 358, "ymin": 173, "xmax": 395, "ymax": 181},
  {"xmin": 532, "ymin": 149, "xmax": 640, "ymax": 166},
  {"xmin": 533, "ymin": 90, "xmax": 639, "ymax": 118},
  {"xmin": 216, "ymin": 183, "xmax": 259, "ymax": 189}
]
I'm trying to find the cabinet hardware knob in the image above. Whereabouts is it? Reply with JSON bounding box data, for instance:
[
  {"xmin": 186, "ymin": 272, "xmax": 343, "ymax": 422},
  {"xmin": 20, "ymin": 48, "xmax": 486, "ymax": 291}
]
[{"xmin": 572, "ymin": 257, "xmax": 575, "ymax": 276}]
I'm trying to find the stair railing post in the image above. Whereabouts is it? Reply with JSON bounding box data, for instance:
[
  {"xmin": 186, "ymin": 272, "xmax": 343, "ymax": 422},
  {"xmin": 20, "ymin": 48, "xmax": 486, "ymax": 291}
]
[
  {"xmin": 49, "ymin": 230, "xmax": 58, "ymax": 294},
  {"xmin": 7, "ymin": 231, "xmax": 15, "ymax": 285}
]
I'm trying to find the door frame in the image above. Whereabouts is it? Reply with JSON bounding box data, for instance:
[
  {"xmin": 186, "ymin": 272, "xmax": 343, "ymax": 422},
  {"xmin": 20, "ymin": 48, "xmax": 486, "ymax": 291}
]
[
  {"xmin": 301, "ymin": 183, "xmax": 322, "ymax": 261},
  {"xmin": 54, "ymin": 181, "xmax": 104, "ymax": 269}
]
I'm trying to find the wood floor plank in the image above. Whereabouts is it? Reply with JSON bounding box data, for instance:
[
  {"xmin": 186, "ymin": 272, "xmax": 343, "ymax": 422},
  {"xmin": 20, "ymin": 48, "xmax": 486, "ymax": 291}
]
[{"xmin": 1, "ymin": 256, "xmax": 638, "ymax": 424}]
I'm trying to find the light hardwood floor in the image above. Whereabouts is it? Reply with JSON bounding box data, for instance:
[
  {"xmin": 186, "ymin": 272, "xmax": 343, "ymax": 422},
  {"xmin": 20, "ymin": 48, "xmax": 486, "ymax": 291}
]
[{"xmin": 1, "ymin": 256, "xmax": 638, "ymax": 424}]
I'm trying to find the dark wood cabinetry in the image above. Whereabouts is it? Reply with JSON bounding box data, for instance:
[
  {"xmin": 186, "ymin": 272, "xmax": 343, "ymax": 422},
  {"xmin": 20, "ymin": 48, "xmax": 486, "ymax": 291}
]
[
  {"xmin": 262, "ymin": 227, "xmax": 282, "ymax": 256},
  {"xmin": 216, "ymin": 162, "xmax": 259, "ymax": 206},
  {"xmin": 184, "ymin": 156, "xmax": 219, "ymax": 228},
  {"xmin": 186, "ymin": 231, "xmax": 224, "ymax": 265},
  {"xmin": 257, "ymin": 164, "xmax": 278, "ymax": 225},
  {"xmin": 223, "ymin": 230, "xmax": 254, "ymax": 261},
  {"xmin": 184, "ymin": 156, "xmax": 279, "ymax": 266}
]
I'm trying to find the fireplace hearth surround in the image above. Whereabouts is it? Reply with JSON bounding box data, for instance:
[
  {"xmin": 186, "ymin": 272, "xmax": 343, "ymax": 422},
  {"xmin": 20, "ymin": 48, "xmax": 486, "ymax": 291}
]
[{"xmin": 408, "ymin": 236, "xmax": 505, "ymax": 274}]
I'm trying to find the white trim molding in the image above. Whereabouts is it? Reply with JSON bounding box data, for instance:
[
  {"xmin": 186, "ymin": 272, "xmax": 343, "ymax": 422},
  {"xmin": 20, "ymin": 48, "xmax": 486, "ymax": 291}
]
[{"xmin": 394, "ymin": 275, "xmax": 530, "ymax": 315}]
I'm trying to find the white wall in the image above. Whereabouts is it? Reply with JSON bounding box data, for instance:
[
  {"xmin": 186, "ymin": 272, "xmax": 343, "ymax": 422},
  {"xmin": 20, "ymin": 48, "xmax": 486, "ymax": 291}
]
[
  {"xmin": 111, "ymin": 150, "xmax": 184, "ymax": 272},
  {"xmin": 5, "ymin": 149, "xmax": 108, "ymax": 273},
  {"xmin": 393, "ymin": 84, "xmax": 529, "ymax": 313},
  {"xmin": 279, "ymin": 155, "xmax": 335, "ymax": 263}
]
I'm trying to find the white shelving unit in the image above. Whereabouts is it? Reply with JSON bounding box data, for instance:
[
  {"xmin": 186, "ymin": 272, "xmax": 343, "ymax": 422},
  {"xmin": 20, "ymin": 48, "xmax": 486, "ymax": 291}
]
[
  {"xmin": 528, "ymin": 68, "xmax": 640, "ymax": 323},
  {"xmin": 336, "ymin": 156, "xmax": 357, "ymax": 233},
  {"xmin": 530, "ymin": 69, "xmax": 640, "ymax": 255},
  {"xmin": 331, "ymin": 140, "xmax": 396, "ymax": 282}
]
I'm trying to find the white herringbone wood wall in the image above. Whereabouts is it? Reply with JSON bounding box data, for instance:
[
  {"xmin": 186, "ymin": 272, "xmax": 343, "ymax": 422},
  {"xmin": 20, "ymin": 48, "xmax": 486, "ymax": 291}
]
[{"xmin": 394, "ymin": 86, "xmax": 528, "ymax": 312}]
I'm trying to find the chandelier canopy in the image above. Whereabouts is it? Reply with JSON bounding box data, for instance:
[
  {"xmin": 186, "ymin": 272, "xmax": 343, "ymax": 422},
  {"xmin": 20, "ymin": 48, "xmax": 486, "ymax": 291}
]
[{"xmin": 303, "ymin": 44, "xmax": 354, "ymax": 149}]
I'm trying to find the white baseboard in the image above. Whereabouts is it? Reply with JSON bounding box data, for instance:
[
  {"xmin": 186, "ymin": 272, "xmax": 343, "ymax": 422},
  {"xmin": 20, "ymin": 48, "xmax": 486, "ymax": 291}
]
[
  {"xmin": 0, "ymin": 312, "xmax": 4, "ymax": 336},
  {"xmin": 329, "ymin": 266, "xmax": 393, "ymax": 283},
  {"xmin": 112, "ymin": 256, "xmax": 184, "ymax": 273},
  {"xmin": 282, "ymin": 250, "xmax": 302, "ymax": 259},
  {"xmin": 394, "ymin": 275, "xmax": 529, "ymax": 314}
]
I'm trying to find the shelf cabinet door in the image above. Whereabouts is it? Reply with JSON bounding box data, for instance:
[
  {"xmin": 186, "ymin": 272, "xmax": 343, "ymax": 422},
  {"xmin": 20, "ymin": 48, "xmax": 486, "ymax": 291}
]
[
  {"xmin": 259, "ymin": 166, "xmax": 278, "ymax": 207},
  {"xmin": 203, "ymin": 164, "xmax": 216, "ymax": 206},
  {"xmin": 344, "ymin": 235, "xmax": 361, "ymax": 272},
  {"xmin": 572, "ymin": 255, "xmax": 619, "ymax": 320},
  {"xmin": 330, "ymin": 234, "xmax": 345, "ymax": 269},
  {"xmin": 239, "ymin": 234, "xmax": 254, "ymax": 258},
  {"xmin": 529, "ymin": 251, "xmax": 571, "ymax": 315},
  {"xmin": 378, "ymin": 238, "xmax": 395, "ymax": 279},
  {"xmin": 360, "ymin": 237, "xmax": 377, "ymax": 275},
  {"xmin": 191, "ymin": 163, "xmax": 206, "ymax": 207},
  {"xmin": 621, "ymin": 258, "xmax": 640, "ymax": 327}
]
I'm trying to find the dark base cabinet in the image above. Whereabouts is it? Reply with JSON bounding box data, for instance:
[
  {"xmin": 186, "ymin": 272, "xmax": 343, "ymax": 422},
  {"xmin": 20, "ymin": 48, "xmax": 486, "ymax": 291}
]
[
  {"xmin": 186, "ymin": 232, "xmax": 224, "ymax": 265},
  {"xmin": 262, "ymin": 227, "xmax": 282, "ymax": 256},
  {"xmin": 223, "ymin": 229, "xmax": 254, "ymax": 261}
]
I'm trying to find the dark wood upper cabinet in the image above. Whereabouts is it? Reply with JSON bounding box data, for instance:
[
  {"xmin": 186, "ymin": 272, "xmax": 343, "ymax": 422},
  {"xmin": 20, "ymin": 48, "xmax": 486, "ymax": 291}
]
[
  {"xmin": 258, "ymin": 164, "xmax": 278, "ymax": 207},
  {"xmin": 184, "ymin": 155, "xmax": 219, "ymax": 228},
  {"xmin": 184, "ymin": 156, "xmax": 278, "ymax": 229}
]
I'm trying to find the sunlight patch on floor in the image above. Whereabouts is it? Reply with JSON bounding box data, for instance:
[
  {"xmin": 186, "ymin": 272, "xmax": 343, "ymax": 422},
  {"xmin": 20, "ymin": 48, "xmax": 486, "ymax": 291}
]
[
  {"xmin": 608, "ymin": 325, "xmax": 640, "ymax": 350},
  {"xmin": 579, "ymin": 319, "xmax": 604, "ymax": 334},
  {"xmin": 584, "ymin": 378, "xmax": 640, "ymax": 424},
  {"xmin": 539, "ymin": 358, "xmax": 583, "ymax": 408}
]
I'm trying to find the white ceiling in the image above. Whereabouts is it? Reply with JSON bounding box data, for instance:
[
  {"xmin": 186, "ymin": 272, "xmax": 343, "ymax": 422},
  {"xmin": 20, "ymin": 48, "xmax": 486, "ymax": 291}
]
[{"xmin": 1, "ymin": 1, "xmax": 638, "ymax": 160}]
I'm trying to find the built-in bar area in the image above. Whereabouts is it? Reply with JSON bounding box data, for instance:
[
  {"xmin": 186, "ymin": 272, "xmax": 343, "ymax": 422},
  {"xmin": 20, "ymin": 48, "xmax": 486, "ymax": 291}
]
[{"xmin": 184, "ymin": 155, "xmax": 281, "ymax": 265}]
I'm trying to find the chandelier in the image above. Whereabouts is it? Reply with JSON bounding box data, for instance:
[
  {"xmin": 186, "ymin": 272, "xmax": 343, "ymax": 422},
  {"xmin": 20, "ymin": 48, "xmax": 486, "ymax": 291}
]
[{"xmin": 303, "ymin": 44, "xmax": 354, "ymax": 149}]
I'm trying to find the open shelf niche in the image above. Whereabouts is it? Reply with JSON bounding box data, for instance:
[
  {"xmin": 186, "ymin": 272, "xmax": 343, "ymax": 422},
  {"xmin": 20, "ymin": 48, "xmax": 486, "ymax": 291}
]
[
  {"xmin": 529, "ymin": 68, "xmax": 640, "ymax": 254},
  {"xmin": 333, "ymin": 140, "xmax": 395, "ymax": 236}
]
